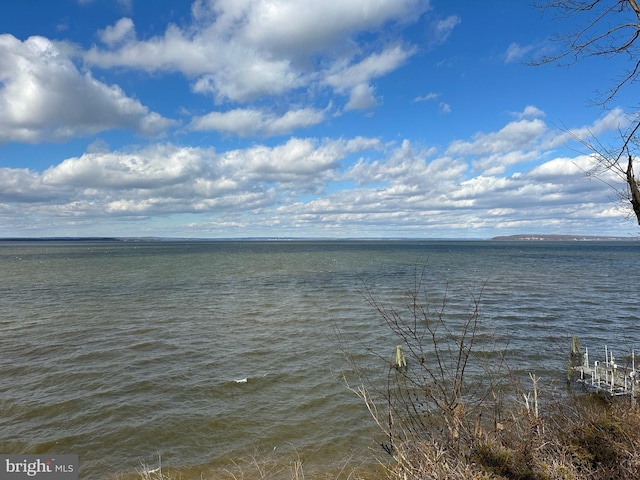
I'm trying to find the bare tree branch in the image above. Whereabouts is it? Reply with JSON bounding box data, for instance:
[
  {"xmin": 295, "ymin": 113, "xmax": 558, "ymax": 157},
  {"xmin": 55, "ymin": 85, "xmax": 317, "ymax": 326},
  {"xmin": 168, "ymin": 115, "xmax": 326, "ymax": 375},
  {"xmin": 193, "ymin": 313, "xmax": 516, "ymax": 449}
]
[
  {"xmin": 532, "ymin": 0, "xmax": 640, "ymax": 105},
  {"xmin": 533, "ymin": 1, "xmax": 640, "ymax": 227}
]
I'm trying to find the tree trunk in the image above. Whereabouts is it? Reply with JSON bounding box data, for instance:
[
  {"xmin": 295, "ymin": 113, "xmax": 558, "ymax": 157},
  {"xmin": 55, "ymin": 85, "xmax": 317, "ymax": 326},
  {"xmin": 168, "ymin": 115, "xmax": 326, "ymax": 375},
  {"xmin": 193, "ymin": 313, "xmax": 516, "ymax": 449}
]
[{"xmin": 626, "ymin": 154, "xmax": 640, "ymax": 225}]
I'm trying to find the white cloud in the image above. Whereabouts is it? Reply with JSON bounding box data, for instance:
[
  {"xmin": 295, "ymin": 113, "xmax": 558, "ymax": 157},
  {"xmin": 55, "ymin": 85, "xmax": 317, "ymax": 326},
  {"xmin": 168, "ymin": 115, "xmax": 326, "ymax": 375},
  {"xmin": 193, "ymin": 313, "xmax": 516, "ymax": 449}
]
[
  {"xmin": 528, "ymin": 155, "xmax": 590, "ymax": 179},
  {"xmin": 325, "ymin": 45, "xmax": 414, "ymax": 93},
  {"xmin": 413, "ymin": 93, "xmax": 450, "ymax": 113},
  {"xmin": 565, "ymin": 107, "xmax": 629, "ymax": 141},
  {"xmin": 42, "ymin": 144, "xmax": 204, "ymax": 189},
  {"xmin": 0, "ymin": 137, "xmax": 380, "ymax": 222},
  {"xmin": 414, "ymin": 92, "xmax": 440, "ymax": 102},
  {"xmin": 428, "ymin": 15, "xmax": 461, "ymax": 46},
  {"xmin": 542, "ymin": 107, "xmax": 630, "ymax": 149},
  {"xmin": 87, "ymin": 26, "xmax": 305, "ymax": 103},
  {"xmin": 439, "ymin": 102, "xmax": 452, "ymax": 114},
  {"xmin": 84, "ymin": 1, "xmax": 423, "ymax": 107},
  {"xmin": 323, "ymin": 45, "xmax": 414, "ymax": 110},
  {"xmin": 0, "ymin": 168, "xmax": 70, "ymax": 202},
  {"xmin": 188, "ymin": 0, "xmax": 426, "ymax": 58},
  {"xmin": 448, "ymin": 118, "xmax": 547, "ymax": 157},
  {"xmin": 190, "ymin": 56, "xmax": 304, "ymax": 102},
  {"xmin": 345, "ymin": 84, "xmax": 377, "ymax": 111},
  {"xmin": 505, "ymin": 42, "xmax": 534, "ymax": 63},
  {"xmin": 85, "ymin": 24, "xmax": 213, "ymax": 74},
  {"xmin": 190, "ymin": 107, "xmax": 325, "ymax": 136},
  {"xmin": 512, "ymin": 105, "xmax": 545, "ymax": 119},
  {"xmin": 0, "ymin": 34, "xmax": 174, "ymax": 144},
  {"xmin": 214, "ymin": 137, "xmax": 379, "ymax": 192},
  {"xmin": 99, "ymin": 18, "xmax": 135, "ymax": 47},
  {"xmin": 346, "ymin": 139, "xmax": 463, "ymax": 190},
  {"xmin": 446, "ymin": 118, "xmax": 548, "ymax": 174}
]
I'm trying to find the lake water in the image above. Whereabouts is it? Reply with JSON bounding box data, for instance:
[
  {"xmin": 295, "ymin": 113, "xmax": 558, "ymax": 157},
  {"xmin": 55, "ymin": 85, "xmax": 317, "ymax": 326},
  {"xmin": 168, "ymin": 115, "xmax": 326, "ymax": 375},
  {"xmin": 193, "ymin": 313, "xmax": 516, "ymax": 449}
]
[{"xmin": 1, "ymin": 240, "xmax": 639, "ymax": 479}]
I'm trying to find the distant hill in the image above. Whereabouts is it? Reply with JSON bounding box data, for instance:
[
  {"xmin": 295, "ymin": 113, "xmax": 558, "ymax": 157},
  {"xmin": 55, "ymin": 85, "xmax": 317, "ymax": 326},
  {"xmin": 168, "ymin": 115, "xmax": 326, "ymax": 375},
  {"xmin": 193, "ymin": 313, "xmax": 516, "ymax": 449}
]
[{"xmin": 492, "ymin": 234, "xmax": 636, "ymax": 241}]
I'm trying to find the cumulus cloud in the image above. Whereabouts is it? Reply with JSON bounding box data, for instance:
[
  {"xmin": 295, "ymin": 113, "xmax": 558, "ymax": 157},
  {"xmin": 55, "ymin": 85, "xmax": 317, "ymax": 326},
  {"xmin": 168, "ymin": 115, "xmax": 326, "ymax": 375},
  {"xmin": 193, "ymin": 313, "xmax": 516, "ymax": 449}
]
[
  {"xmin": 0, "ymin": 168, "xmax": 70, "ymax": 203},
  {"xmin": 189, "ymin": 107, "xmax": 325, "ymax": 137},
  {"xmin": 0, "ymin": 34, "xmax": 173, "ymax": 144},
  {"xmin": 345, "ymin": 84, "xmax": 377, "ymax": 111},
  {"xmin": 346, "ymin": 139, "xmax": 460, "ymax": 188},
  {"xmin": 564, "ymin": 107, "xmax": 629, "ymax": 141},
  {"xmin": 224, "ymin": 138, "xmax": 345, "ymax": 185},
  {"xmin": 528, "ymin": 155, "xmax": 591, "ymax": 180},
  {"xmin": 42, "ymin": 144, "xmax": 204, "ymax": 189},
  {"xmin": 325, "ymin": 46, "xmax": 414, "ymax": 94},
  {"xmin": 84, "ymin": 1, "xmax": 425, "ymax": 107},
  {"xmin": 189, "ymin": 54, "xmax": 303, "ymax": 102},
  {"xmin": 448, "ymin": 118, "xmax": 547, "ymax": 157},
  {"xmin": 512, "ymin": 105, "xmax": 545, "ymax": 119},
  {"xmin": 446, "ymin": 117, "xmax": 548, "ymax": 174},
  {"xmin": 0, "ymin": 137, "xmax": 381, "ymax": 222},
  {"xmin": 98, "ymin": 18, "xmax": 135, "ymax": 47},
  {"xmin": 541, "ymin": 107, "xmax": 630, "ymax": 150},
  {"xmin": 233, "ymin": 0, "xmax": 426, "ymax": 57}
]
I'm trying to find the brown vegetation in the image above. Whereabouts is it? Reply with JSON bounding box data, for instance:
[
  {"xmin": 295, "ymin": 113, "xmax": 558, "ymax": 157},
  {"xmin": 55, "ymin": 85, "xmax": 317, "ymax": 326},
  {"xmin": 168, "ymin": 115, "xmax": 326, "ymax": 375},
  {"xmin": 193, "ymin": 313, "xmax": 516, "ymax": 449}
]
[{"xmin": 348, "ymin": 269, "xmax": 640, "ymax": 479}]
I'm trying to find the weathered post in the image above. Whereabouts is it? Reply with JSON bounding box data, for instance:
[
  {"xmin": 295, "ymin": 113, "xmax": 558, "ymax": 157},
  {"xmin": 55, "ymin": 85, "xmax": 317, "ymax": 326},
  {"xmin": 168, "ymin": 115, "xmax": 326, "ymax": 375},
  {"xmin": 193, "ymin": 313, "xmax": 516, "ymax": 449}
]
[
  {"xmin": 568, "ymin": 336, "xmax": 582, "ymax": 384},
  {"xmin": 395, "ymin": 345, "xmax": 407, "ymax": 370},
  {"xmin": 633, "ymin": 350, "xmax": 637, "ymax": 408}
]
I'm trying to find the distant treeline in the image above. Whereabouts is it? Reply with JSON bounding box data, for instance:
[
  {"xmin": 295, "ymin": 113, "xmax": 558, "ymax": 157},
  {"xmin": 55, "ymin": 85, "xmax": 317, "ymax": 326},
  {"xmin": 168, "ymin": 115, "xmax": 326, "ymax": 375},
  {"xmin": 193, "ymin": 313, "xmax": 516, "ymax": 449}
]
[{"xmin": 492, "ymin": 234, "xmax": 636, "ymax": 241}]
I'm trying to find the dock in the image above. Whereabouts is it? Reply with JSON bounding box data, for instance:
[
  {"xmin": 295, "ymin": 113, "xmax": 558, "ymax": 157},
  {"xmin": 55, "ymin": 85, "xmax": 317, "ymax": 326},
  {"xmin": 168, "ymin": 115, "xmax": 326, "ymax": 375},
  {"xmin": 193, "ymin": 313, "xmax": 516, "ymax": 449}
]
[{"xmin": 569, "ymin": 337, "xmax": 639, "ymax": 402}]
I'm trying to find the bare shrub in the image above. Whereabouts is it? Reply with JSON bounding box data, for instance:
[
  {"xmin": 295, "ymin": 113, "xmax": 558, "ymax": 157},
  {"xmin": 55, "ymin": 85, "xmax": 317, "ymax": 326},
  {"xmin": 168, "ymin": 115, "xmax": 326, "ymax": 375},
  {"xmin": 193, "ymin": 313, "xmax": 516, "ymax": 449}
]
[
  {"xmin": 348, "ymin": 267, "xmax": 640, "ymax": 479},
  {"xmin": 345, "ymin": 267, "xmax": 513, "ymax": 478}
]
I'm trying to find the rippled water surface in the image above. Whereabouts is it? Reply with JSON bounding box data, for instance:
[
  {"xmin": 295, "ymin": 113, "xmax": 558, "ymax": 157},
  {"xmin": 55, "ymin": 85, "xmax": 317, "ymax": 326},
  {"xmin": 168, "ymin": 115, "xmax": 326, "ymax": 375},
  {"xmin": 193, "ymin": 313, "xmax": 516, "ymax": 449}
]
[{"xmin": 1, "ymin": 240, "xmax": 639, "ymax": 478}]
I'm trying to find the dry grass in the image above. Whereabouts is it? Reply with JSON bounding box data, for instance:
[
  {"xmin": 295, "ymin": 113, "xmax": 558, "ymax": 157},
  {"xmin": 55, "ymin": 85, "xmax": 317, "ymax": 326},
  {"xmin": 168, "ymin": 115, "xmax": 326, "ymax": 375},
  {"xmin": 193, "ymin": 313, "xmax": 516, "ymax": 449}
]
[
  {"xmin": 346, "ymin": 268, "xmax": 640, "ymax": 479},
  {"xmin": 380, "ymin": 396, "xmax": 640, "ymax": 480},
  {"xmin": 124, "ymin": 449, "xmax": 381, "ymax": 480}
]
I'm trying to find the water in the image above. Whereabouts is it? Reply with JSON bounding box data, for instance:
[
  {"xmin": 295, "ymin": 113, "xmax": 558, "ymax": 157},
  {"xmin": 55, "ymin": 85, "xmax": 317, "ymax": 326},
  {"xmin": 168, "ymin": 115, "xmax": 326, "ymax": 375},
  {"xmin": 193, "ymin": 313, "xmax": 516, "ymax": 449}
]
[{"xmin": 1, "ymin": 240, "xmax": 639, "ymax": 478}]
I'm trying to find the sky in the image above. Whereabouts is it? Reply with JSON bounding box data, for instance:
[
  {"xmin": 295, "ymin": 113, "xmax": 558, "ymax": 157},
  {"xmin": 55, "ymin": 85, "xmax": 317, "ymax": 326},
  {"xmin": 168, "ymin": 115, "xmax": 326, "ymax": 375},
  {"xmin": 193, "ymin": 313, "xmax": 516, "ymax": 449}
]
[{"xmin": 1, "ymin": 0, "xmax": 639, "ymax": 239}]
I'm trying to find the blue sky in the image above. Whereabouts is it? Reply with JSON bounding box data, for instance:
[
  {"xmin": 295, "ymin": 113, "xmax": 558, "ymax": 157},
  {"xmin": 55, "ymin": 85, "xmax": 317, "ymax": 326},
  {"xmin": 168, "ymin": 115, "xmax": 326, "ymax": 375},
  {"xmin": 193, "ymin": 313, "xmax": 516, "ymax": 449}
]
[{"xmin": 1, "ymin": 0, "xmax": 638, "ymax": 238}]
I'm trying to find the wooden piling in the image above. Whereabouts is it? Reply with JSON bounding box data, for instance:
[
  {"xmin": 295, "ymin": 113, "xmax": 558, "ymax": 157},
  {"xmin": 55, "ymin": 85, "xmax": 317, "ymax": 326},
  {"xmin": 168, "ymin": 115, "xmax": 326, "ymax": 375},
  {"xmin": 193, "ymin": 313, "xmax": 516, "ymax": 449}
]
[{"xmin": 395, "ymin": 345, "xmax": 407, "ymax": 370}]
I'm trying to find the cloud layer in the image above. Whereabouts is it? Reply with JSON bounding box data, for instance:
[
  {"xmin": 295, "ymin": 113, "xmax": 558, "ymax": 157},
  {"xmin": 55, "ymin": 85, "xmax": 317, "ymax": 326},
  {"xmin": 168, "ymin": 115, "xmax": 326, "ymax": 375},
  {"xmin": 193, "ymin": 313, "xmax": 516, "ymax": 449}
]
[{"xmin": 0, "ymin": 108, "xmax": 632, "ymax": 237}]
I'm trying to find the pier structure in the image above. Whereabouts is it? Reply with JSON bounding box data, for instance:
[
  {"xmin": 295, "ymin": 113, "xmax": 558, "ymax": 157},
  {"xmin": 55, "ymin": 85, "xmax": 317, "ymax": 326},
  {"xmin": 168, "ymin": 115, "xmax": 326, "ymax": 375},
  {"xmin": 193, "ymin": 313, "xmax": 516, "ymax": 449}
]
[{"xmin": 569, "ymin": 339, "xmax": 639, "ymax": 402}]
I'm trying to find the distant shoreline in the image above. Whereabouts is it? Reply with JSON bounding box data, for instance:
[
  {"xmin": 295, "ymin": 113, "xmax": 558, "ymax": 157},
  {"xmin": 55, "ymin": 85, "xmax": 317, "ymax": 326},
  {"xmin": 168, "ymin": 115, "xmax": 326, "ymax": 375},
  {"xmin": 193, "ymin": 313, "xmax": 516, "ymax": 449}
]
[
  {"xmin": 0, "ymin": 234, "xmax": 637, "ymax": 242},
  {"xmin": 0, "ymin": 237, "xmax": 124, "ymax": 242},
  {"xmin": 491, "ymin": 234, "xmax": 636, "ymax": 241}
]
